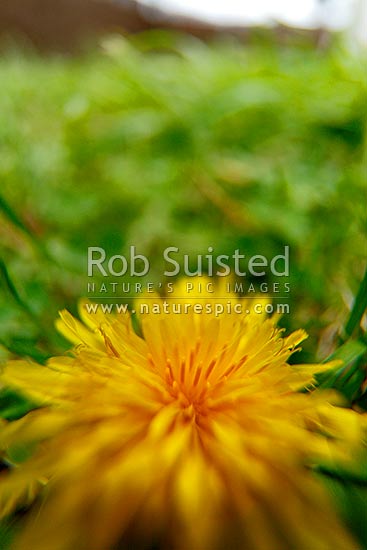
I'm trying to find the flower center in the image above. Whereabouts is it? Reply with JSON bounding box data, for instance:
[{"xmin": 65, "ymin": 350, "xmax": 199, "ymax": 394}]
[{"xmin": 148, "ymin": 340, "xmax": 248, "ymax": 415}]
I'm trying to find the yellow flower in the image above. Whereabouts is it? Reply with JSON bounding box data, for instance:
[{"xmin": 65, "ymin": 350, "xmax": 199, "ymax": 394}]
[{"xmin": 0, "ymin": 282, "xmax": 365, "ymax": 550}]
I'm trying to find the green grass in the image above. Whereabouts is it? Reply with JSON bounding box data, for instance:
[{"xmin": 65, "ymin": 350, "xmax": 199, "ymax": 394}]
[{"xmin": 0, "ymin": 33, "xmax": 366, "ymax": 360}]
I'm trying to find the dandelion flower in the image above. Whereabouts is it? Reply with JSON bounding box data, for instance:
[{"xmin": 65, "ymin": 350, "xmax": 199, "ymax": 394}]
[{"xmin": 0, "ymin": 283, "xmax": 365, "ymax": 550}]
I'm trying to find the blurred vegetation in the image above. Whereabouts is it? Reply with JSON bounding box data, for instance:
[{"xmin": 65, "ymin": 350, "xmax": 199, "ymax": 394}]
[{"xmin": 0, "ymin": 32, "xmax": 366, "ymax": 363}]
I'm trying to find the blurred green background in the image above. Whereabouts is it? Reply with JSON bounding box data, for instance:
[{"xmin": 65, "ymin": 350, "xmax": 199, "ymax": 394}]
[{"xmin": 0, "ymin": 32, "xmax": 366, "ymax": 363}]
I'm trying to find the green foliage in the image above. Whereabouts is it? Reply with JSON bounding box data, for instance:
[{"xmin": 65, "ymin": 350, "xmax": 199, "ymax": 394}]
[
  {"xmin": 0, "ymin": 388, "xmax": 39, "ymax": 421},
  {"xmin": 0, "ymin": 34, "xmax": 365, "ymax": 359},
  {"xmin": 0, "ymin": 519, "xmax": 17, "ymax": 550},
  {"xmin": 343, "ymin": 266, "xmax": 367, "ymax": 341},
  {"xmin": 314, "ymin": 338, "xmax": 367, "ymax": 404},
  {"xmin": 317, "ymin": 474, "xmax": 367, "ymax": 549}
]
